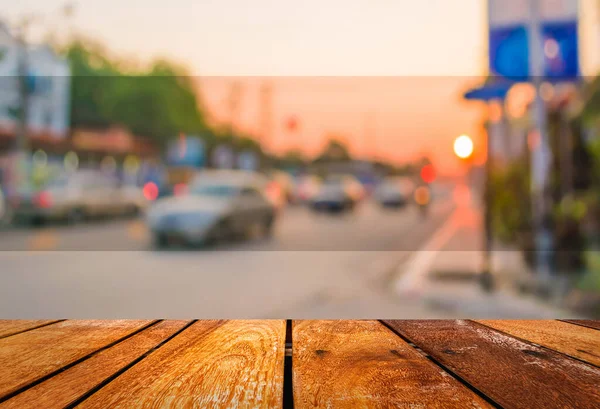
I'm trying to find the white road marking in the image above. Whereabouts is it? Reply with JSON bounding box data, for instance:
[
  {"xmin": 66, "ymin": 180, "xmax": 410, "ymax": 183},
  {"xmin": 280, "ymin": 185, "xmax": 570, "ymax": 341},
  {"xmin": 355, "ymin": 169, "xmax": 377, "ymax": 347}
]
[{"xmin": 393, "ymin": 210, "xmax": 461, "ymax": 295}]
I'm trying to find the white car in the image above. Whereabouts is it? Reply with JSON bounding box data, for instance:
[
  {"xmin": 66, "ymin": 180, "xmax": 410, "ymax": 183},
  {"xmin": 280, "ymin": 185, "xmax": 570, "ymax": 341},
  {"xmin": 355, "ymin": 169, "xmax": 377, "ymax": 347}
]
[{"xmin": 11, "ymin": 170, "xmax": 148, "ymax": 224}]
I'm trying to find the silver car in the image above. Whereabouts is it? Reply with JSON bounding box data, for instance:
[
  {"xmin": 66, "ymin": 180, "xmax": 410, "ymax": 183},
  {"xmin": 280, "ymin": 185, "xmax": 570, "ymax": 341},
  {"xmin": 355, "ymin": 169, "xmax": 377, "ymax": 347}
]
[
  {"xmin": 146, "ymin": 170, "xmax": 277, "ymax": 248},
  {"xmin": 12, "ymin": 170, "xmax": 148, "ymax": 224}
]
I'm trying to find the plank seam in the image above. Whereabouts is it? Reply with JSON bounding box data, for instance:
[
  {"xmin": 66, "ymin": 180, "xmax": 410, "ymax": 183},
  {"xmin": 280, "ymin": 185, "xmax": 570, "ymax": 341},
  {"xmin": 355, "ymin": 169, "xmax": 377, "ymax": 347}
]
[
  {"xmin": 379, "ymin": 320, "xmax": 504, "ymax": 409},
  {"xmin": 63, "ymin": 320, "xmax": 198, "ymax": 409},
  {"xmin": 471, "ymin": 320, "xmax": 600, "ymax": 369},
  {"xmin": 283, "ymin": 320, "xmax": 294, "ymax": 409},
  {"xmin": 558, "ymin": 319, "xmax": 600, "ymax": 331},
  {"xmin": 0, "ymin": 320, "xmax": 161, "ymax": 404},
  {"xmin": 0, "ymin": 320, "xmax": 66, "ymax": 340}
]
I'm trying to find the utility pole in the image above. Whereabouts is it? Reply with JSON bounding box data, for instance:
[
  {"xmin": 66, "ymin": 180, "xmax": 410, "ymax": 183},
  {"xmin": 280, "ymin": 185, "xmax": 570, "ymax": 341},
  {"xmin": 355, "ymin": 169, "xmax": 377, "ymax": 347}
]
[
  {"xmin": 228, "ymin": 81, "xmax": 242, "ymax": 137},
  {"xmin": 364, "ymin": 112, "xmax": 376, "ymax": 161},
  {"xmin": 259, "ymin": 81, "xmax": 272, "ymax": 149},
  {"xmin": 528, "ymin": 0, "xmax": 554, "ymax": 282},
  {"xmin": 12, "ymin": 16, "xmax": 34, "ymax": 195}
]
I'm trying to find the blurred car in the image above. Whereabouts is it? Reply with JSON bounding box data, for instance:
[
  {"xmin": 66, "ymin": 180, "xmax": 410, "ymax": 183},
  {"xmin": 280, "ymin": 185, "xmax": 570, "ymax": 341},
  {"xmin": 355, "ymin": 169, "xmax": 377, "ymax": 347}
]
[
  {"xmin": 310, "ymin": 175, "xmax": 364, "ymax": 212},
  {"xmin": 146, "ymin": 170, "xmax": 277, "ymax": 248},
  {"xmin": 373, "ymin": 177, "xmax": 412, "ymax": 208},
  {"xmin": 293, "ymin": 175, "xmax": 322, "ymax": 204},
  {"xmin": 11, "ymin": 170, "xmax": 148, "ymax": 224}
]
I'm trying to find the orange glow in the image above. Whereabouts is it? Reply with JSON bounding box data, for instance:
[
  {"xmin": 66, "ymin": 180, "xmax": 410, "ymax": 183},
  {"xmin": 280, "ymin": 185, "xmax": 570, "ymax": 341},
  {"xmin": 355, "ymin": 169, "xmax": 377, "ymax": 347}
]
[
  {"xmin": 488, "ymin": 102, "xmax": 502, "ymax": 123},
  {"xmin": 414, "ymin": 186, "xmax": 431, "ymax": 205},
  {"xmin": 143, "ymin": 182, "xmax": 159, "ymax": 201},
  {"xmin": 506, "ymin": 83, "xmax": 535, "ymax": 119}
]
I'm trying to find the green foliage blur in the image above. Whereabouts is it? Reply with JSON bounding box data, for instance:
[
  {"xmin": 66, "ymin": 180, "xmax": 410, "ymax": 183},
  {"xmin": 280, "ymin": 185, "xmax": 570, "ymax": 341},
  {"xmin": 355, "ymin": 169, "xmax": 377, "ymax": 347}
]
[
  {"xmin": 489, "ymin": 161, "xmax": 531, "ymax": 244},
  {"xmin": 64, "ymin": 40, "xmax": 207, "ymax": 148}
]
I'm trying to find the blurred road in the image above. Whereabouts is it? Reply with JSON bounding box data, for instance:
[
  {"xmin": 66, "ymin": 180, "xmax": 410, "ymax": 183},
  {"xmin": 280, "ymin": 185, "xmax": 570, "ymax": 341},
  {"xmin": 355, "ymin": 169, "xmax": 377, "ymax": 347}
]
[
  {"xmin": 0, "ymin": 188, "xmax": 457, "ymax": 318},
  {"xmin": 0, "ymin": 183, "xmax": 575, "ymax": 319}
]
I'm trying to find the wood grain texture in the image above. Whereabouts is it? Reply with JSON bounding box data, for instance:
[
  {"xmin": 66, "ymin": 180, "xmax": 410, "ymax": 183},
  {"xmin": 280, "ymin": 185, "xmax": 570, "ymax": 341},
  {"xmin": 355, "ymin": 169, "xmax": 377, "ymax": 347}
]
[
  {"xmin": 562, "ymin": 320, "xmax": 600, "ymax": 331},
  {"xmin": 1, "ymin": 320, "xmax": 190, "ymax": 409},
  {"xmin": 0, "ymin": 320, "xmax": 152, "ymax": 400},
  {"xmin": 77, "ymin": 320, "xmax": 286, "ymax": 409},
  {"xmin": 385, "ymin": 320, "xmax": 600, "ymax": 409},
  {"xmin": 477, "ymin": 320, "xmax": 600, "ymax": 366},
  {"xmin": 293, "ymin": 320, "xmax": 492, "ymax": 409},
  {"xmin": 0, "ymin": 320, "xmax": 61, "ymax": 339}
]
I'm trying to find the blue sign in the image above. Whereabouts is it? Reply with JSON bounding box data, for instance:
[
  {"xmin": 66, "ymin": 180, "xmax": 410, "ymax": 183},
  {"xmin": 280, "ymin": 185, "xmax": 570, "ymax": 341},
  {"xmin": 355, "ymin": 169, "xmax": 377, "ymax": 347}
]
[
  {"xmin": 26, "ymin": 74, "xmax": 53, "ymax": 95},
  {"xmin": 167, "ymin": 136, "xmax": 205, "ymax": 167},
  {"xmin": 542, "ymin": 21, "xmax": 579, "ymax": 81},
  {"xmin": 490, "ymin": 25, "xmax": 529, "ymax": 81},
  {"xmin": 464, "ymin": 82, "xmax": 512, "ymax": 101},
  {"xmin": 489, "ymin": 22, "xmax": 579, "ymax": 82}
]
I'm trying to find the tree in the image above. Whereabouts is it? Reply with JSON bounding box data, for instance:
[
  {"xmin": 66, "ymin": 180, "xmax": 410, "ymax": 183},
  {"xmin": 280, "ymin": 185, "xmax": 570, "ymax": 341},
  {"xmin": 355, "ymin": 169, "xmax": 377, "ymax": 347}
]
[
  {"xmin": 63, "ymin": 40, "xmax": 208, "ymax": 147},
  {"xmin": 314, "ymin": 137, "xmax": 352, "ymax": 163}
]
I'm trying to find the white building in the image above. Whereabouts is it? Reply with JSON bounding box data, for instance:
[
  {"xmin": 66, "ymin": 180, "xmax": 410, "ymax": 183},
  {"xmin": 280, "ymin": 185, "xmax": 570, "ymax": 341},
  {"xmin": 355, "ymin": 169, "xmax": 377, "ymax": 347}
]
[{"xmin": 0, "ymin": 21, "xmax": 71, "ymax": 139}]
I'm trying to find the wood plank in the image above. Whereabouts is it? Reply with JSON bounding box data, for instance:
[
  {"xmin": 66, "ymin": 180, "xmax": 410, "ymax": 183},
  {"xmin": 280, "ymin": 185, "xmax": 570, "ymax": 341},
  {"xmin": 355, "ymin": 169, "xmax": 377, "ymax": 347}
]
[
  {"xmin": 562, "ymin": 320, "xmax": 600, "ymax": 331},
  {"xmin": 477, "ymin": 320, "xmax": 600, "ymax": 367},
  {"xmin": 385, "ymin": 320, "xmax": 600, "ymax": 409},
  {"xmin": 2, "ymin": 320, "xmax": 190, "ymax": 409},
  {"xmin": 0, "ymin": 320, "xmax": 153, "ymax": 400},
  {"xmin": 0, "ymin": 320, "xmax": 62, "ymax": 339},
  {"xmin": 76, "ymin": 320, "xmax": 286, "ymax": 409},
  {"xmin": 292, "ymin": 320, "xmax": 492, "ymax": 408}
]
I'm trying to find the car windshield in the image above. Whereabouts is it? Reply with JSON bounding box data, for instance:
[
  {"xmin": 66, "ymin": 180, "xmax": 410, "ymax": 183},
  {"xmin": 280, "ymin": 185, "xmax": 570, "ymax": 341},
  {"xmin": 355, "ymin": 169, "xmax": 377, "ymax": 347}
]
[{"xmin": 189, "ymin": 184, "xmax": 239, "ymax": 198}]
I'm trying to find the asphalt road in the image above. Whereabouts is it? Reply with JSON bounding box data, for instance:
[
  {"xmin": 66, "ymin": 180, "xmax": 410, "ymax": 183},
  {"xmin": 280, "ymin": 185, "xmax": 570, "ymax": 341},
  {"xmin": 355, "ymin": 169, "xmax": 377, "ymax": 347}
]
[{"xmin": 0, "ymin": 194, "xmax": 456, "ymax": 318}]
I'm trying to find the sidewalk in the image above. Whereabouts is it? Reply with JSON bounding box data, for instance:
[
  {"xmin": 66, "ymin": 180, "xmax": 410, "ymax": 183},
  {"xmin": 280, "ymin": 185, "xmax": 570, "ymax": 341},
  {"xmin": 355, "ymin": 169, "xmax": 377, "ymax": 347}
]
[{"xmin": 391, "ymin": 190, "xmax": 582, "ymax": 319}]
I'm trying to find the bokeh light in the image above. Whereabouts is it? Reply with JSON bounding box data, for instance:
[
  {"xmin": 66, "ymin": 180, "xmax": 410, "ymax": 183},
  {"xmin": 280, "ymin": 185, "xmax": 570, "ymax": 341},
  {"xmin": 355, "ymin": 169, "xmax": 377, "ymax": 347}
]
[
  {"xmin": 32, "ymin": 150, "xmax": 48, "ymax": 168},
  {"xmin": 143, "ymin": 182, "xmax": 159, "ymax": 201},
  {"xmin": 453, "ymin": 135, "xmax": 474, "ymax": 159},
  {"xmin": 64, "ymin": 151, "xmax": 79, "ymax": 172}
]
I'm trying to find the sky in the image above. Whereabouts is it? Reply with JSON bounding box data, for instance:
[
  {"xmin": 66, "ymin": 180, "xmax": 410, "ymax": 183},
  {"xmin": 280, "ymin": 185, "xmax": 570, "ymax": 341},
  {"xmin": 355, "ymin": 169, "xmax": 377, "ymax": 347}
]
[{"xmin": 2, "ymin": 0, "xmax": 599, "ymax": 174}]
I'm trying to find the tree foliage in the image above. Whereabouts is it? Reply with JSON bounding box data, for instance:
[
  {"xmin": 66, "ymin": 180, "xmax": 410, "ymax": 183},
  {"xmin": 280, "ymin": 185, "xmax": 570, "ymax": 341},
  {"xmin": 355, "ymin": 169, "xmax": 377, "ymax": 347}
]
[{"xmin": 64, "ymin": 40, "xmax": 207, "ymax": 147}]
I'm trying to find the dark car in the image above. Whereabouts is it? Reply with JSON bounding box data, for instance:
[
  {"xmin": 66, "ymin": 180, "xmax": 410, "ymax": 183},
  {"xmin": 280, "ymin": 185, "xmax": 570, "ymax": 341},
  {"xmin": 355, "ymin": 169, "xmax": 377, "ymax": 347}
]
[
  {"xmin": 374, "ymin": 177, "xmax": 413, "ymax": 209},
  {"xmin": 310, "ymin": 176, "xmax": 364, "ymax": 212}
]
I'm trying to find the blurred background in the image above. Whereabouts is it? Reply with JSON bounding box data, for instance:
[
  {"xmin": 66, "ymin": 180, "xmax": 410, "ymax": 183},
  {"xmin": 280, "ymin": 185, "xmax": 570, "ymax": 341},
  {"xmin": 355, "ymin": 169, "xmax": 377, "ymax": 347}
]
[{"xmin": 0, "ymin": 0, "xmax": 599, "ymax": 319}]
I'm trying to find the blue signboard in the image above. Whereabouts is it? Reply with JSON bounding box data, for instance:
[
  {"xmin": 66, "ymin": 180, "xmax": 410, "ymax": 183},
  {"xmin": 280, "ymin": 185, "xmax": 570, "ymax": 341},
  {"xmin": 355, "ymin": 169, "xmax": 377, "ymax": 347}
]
[
  {"xmin": 464, "ymin": 81, "xmax": 512, "ymax": 101},
  {"xmin": 489, "ymin": 22, "xmax": 579, "ymax": 82},
  {"xmin": 542, "ymin": 21, "xmax": 579, "ymax": 80},
  {"xmin": 167, "ymin": 136, "xmax": 205, "ymax": 167},
  {"xmin": 490, "ymin": 25, "xmax": 529, "ymax": 81}
]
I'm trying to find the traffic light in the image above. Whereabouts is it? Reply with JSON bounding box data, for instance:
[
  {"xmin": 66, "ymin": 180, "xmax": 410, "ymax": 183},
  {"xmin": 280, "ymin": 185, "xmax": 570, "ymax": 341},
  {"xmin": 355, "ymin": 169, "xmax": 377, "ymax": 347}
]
[{"xmin": 420, "ymin": 164, "xmax": 436, "ymax": 184}]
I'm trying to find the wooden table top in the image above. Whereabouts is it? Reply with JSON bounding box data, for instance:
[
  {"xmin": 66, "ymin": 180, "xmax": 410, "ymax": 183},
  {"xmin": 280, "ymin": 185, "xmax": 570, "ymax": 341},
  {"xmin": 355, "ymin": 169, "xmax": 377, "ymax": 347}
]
[{"xmin": 0, "ymin": 320, "xmax": 598, "ymax": 408}]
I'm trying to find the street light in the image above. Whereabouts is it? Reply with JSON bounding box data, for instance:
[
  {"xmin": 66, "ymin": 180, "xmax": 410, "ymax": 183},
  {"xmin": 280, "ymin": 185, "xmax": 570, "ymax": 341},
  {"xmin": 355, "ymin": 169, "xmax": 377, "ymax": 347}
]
[{"xmin": 453, "ymin": 135, "xmax": 474, "ymax": 159}]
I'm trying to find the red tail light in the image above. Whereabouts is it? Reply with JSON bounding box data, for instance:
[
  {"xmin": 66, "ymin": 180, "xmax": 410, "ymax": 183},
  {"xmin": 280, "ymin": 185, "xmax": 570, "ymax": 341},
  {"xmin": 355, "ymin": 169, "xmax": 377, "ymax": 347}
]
[
  {"xmin": 143, "ymin": 182, "xmax": 159, "ymax": 201},
  {"xmin": 34, "ymin": 191, "xmax": 52, "ymax": 208}
]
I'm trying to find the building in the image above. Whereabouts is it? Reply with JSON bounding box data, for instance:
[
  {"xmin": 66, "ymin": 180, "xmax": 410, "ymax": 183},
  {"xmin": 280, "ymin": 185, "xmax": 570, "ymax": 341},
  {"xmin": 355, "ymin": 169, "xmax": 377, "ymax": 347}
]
[{"xmin": 0, "ymin": 21, "xmax": 71, "ymax": 140}]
